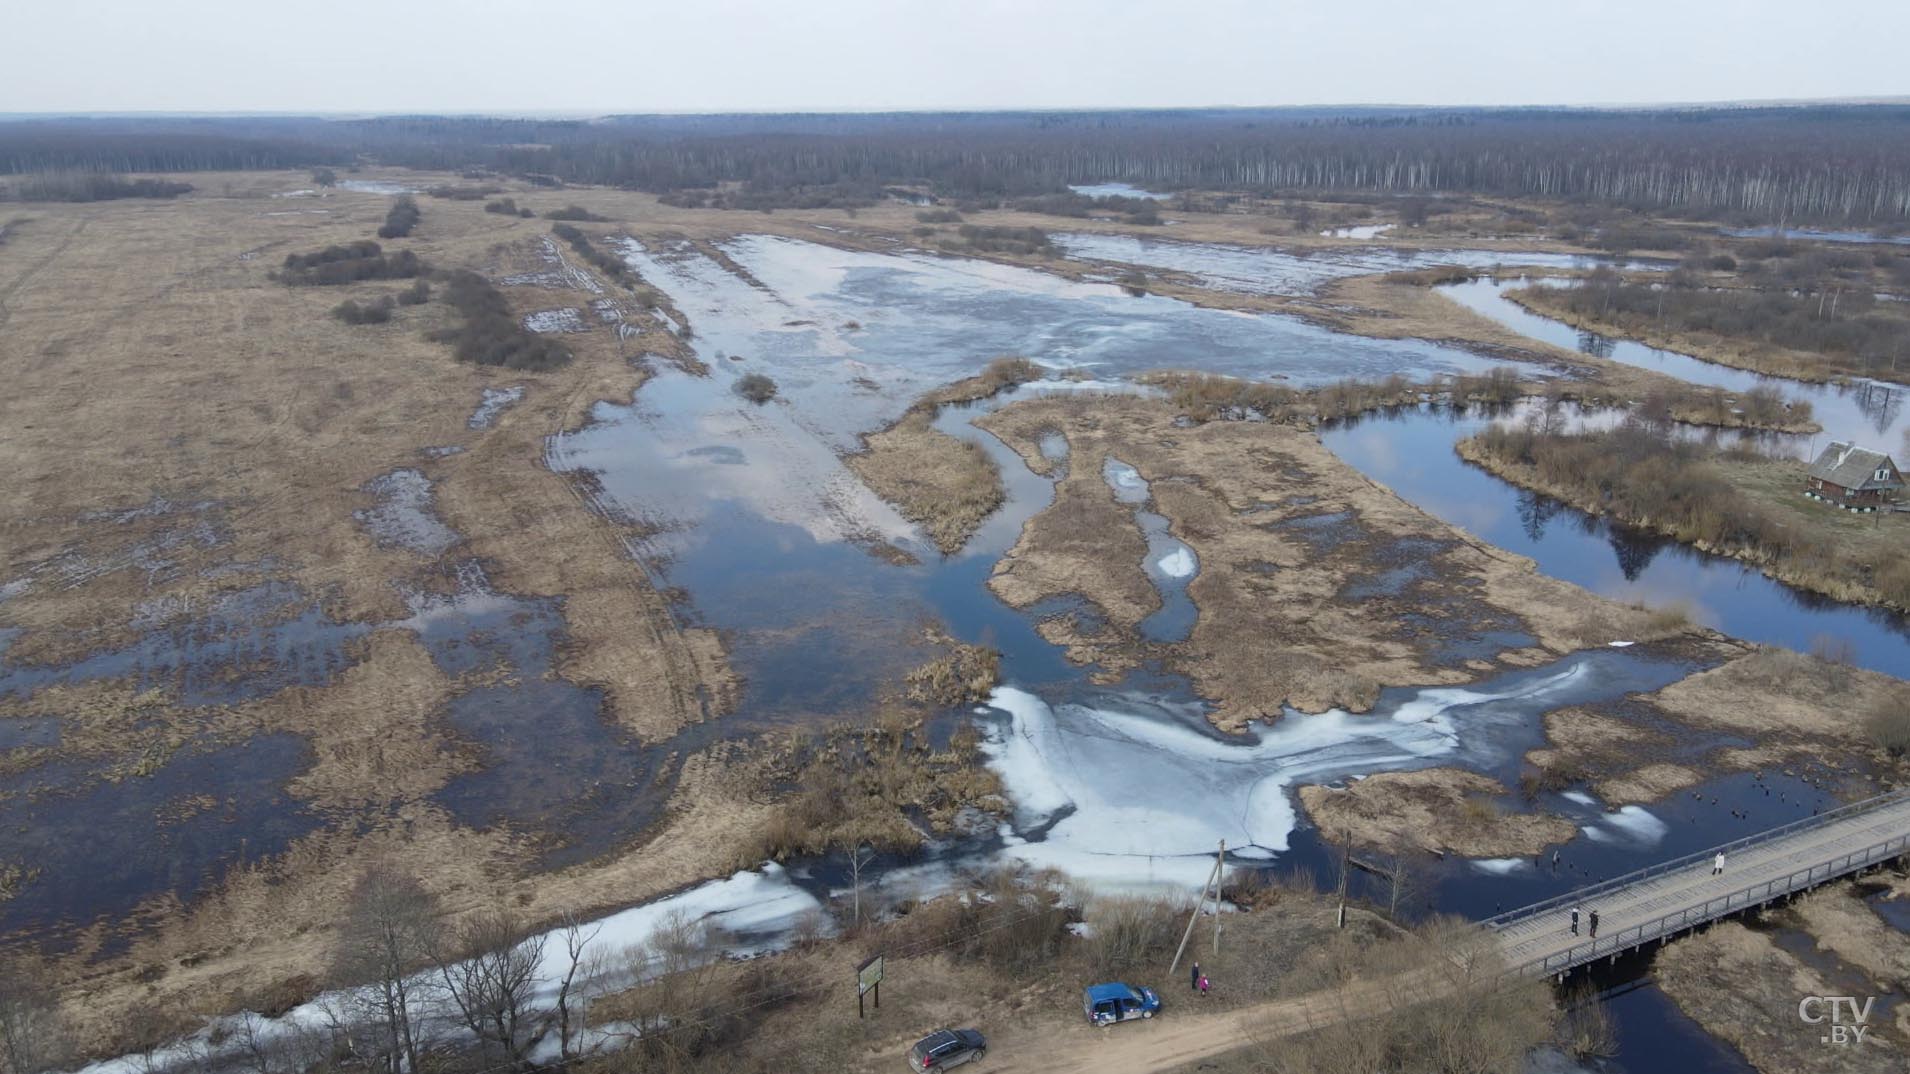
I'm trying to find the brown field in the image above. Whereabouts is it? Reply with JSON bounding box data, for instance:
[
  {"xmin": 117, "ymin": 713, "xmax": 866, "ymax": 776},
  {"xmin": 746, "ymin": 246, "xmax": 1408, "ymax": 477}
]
[
  {"xmin": 1523, "ymin": 647, "xmax": 1910, "ymax": 810},
  {"xmin": 1298, "ymin": 769, "xmax": 1576, "ymax": 858},
  {"xmin": 976, "ymin": 393, "xmax": 1703, "ymax": 727},
  {"xmin": 1656, "ymin": 883, "xmax": 1908, "ymax": 1074}
]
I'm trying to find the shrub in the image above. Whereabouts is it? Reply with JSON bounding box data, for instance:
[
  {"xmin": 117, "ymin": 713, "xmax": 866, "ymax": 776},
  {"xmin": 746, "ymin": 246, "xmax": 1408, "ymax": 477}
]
[
  {"xmin": 484, "ymin": 197, "xmax": 523, "ymax": 215},
  {"xmin": 431, "ymin": 270, "xmax": 570, "ymax": 370},
  {"xmin": 549, "ymin": 223, "xmax": 642, "ymax": 288},
  {"xmin": 396, "ymin": 279, "xmax": 430, "ymax": 306},
  {"xmin": 544, "ymin": 205, "xmax": 607, "ymax": 221},
  {"xmin": 955, "ymin": 224, "xmax": 1053, "ymax": 256},
  {"xmin": 10, "ymin": 172, "xmax": 192, "ymax": 202},
  {"xmin": 377, "ymin": 195, "xmax": 421, "ymax": 239},
  {"xmin": 275, "ymin": 241, "xmax": 423, "ymax": 286},
  {"xmin": 1866, "ymin": 697, "xmax": 1910, "ymax": 756},
  {"xmin": 915, "ymin": 208, "xmax": 963, "ymax": 224},
  {"xmin": 425, "ymin": 184, "xmax": 501, "ymax": 201},
  {"xmin": 332, "ymin": 296, "xmax": 393, "ymax": 325},
  {"xmin": 735, "ymin": 372, "xmax": 778, "ymax": 404},
  {"xmin": 312, "ymin": 168, "xmax": 337, "ymax": 188}
]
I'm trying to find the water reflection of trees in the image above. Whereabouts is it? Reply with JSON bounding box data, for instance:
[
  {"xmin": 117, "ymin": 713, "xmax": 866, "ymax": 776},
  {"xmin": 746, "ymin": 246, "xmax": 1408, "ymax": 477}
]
[
  {"xmin": 1515, "ymin": 490, "xmax": 1564, "ymax": 544},
  {"xmin": 1607, "ymin": 526, "xmax": 1669, "ymax": 581},
  {"xmin": 1850, "ymin": 380, "xmax": 1903, "ymax": 437},
  {"xmin": 1575, "ymin": 329, "xmax": 1616, "ymax": 358}
]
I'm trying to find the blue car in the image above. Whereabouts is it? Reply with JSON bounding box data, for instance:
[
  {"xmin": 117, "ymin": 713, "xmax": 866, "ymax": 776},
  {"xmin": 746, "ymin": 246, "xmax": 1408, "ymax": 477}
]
[{"xmin": 1082, "ymin": 982, "xmax": 1161, "ymax": 1026}]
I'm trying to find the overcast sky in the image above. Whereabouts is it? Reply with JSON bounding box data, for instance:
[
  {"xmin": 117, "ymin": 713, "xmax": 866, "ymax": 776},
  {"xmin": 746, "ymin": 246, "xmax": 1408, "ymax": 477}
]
[{"xmin": 5, "ymin": 0, "xmax": 1907, "ymax": 115}]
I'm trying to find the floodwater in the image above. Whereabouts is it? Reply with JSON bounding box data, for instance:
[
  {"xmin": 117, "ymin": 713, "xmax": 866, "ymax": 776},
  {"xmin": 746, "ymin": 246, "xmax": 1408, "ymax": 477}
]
[
  {"xmin": 1321, "ymin": 406, "xmax": 1910, "ymax": 677},
  {"xmin": 1068, "ymin": 182, "xmax": 1173, "ymax": 201},
  {"xmin": 1438, "ymin": 277, "xmax": 1908, "ymax": 451},
  {"xmin": 1723, "ymin": 225, "xmax": 1910, "ymax": 246},
  {"xmin": 1055, "ymin": 231, "xmax": 1625, "ymax": 298},
  {"xmin": 22, "ymin": 228, "xmax": 1902, "ymax": 1074}
]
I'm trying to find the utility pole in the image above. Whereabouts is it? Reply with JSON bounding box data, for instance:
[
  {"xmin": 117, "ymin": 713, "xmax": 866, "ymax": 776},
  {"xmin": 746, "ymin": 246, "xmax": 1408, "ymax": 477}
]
[
  {"xmin": 1169, "ymin": 840, "xmax": 1225, "ymax": 978},
  {"xmin": 1335, "ymin": 829, "xmax": 1351, "ymax": 929}
]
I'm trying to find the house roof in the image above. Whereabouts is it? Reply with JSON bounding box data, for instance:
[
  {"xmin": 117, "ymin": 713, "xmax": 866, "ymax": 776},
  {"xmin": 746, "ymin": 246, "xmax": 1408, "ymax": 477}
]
[{"xmin": 1806, "ymin": 441, "xmax": 1903, "ymax": 490}]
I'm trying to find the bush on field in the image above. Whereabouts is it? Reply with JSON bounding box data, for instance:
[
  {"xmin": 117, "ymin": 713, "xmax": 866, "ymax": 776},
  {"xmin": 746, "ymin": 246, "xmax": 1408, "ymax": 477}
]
[
  {"xmin": 544, "ymin": 205, "xmax": 607, "ymax": 221},
  {"xmin": 275, "ymin": 241, "xmax": 424, "ymax": 286},
  {"xmin": 735, "ymin": 372, "xmax": 778, "ymax": 404},
  {"xmin": 484, "ymin": 197, "xmax": 533, "ymax": 217},
  {"xmin": 396, "ymin": 279, "xmax": 430, "ymax": 306},
  {"xmin": 332, "ymin": 296, "xmax": 394, "ymax": 325},
  {"xmin": 377, "ymin": 195, "xmax": 421, "ymax": 239},
  {"xmin": 430, "ymin": 270, "xmax": 570, "ymax": 370}
]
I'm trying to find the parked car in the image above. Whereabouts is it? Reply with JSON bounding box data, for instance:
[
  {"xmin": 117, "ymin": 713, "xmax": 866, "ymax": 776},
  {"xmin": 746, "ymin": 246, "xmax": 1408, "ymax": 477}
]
[
  {"xmin": 908, "ymin": 1028, "xmax": 987, "ymax": 1070},
  {"xmin": 1082, "ymin": 982, "xmax": 1161, "ymax": 1026}
]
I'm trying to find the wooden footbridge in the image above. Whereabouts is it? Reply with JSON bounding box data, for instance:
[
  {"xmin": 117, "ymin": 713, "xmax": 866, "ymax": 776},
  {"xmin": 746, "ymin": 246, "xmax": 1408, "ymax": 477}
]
[{"xmin": 1486, "ymin": 786, "xmax": 1910, "ymax": 979}]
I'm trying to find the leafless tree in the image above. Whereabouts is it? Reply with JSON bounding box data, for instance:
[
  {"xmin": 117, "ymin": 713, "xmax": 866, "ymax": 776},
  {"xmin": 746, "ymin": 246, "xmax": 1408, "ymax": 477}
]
[
  {"xmin": 0, "ymin": 960, "xmax": 65, "ymax": 1074},
  {"xmin": 334, "ymin": 865, "xmax": 442, "ymax": 1074},
  {"xmin": 435, "ymin": 913, "xmax": 548, "ymax": 1069},
  {"xmin": 553, "ymin": 914, "xmax": 603, "ymax": 1061}
]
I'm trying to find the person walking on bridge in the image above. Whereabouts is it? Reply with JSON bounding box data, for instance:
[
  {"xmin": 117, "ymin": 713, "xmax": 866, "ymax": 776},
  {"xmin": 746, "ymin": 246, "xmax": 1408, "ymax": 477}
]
[
  {"xmin": 1713, "ymin": 851, "xmax": 1726, "ymax": 876},
  {"xmin": 1588, "ymin": 909, "xmax": 1599, "ymax": 939},
  {"xmin": 1569, "ymin": 906, "xmax": 1580, "ymax": 936}
]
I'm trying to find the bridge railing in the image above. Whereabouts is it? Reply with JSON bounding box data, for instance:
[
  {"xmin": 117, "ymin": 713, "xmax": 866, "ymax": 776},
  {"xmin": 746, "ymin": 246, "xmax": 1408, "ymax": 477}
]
[
  {"xmin": 1498, "ymin": 827, "xmax": 1910, "ymax": 980},
  {"xmin": 1480, "ymin": 786, "xmax": 1910, "ymax": 934}
]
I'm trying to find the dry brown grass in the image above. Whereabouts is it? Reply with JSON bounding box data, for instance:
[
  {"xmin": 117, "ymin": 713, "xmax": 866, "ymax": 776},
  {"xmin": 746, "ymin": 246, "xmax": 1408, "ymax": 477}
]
[
  {"xmin": 0, "ymin": 172, "xmax": 763, "ymax": 1053},
  {"xmin": 1509, "ymin": 283, "xmax": 1910, "ymax": 386},
  {"xmin": 979, "ymin": 394, "xmax": 1689, "ymax": 728},
  {"xmin": 1298, "ymin": 768, "xmax": 1575, "ymax": 858},
  {"xmin": 847, "ymin": 409, "xmax": 1005, "ymax": 554},
  {"xmin": 1657, "ymin": 918, "xmax": 1904, "ymax": 1074}
]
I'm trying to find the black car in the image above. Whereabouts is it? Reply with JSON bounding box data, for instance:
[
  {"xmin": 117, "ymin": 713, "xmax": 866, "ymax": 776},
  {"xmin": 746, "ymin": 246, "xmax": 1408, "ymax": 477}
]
[{"xmin": 907, "ymin": 1028, "xmax": 987, "ymax": 1071}]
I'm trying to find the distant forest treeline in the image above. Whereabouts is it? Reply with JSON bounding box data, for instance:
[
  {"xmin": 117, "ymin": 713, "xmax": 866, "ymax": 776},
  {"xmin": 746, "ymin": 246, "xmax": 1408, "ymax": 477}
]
[{"xmin": 5, "ymin": 106, "xmax": 1910, "ymax": 222}]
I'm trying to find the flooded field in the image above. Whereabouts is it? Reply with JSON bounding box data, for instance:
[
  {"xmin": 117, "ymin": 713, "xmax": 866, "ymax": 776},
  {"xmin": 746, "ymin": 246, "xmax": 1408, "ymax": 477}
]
[
  {"xmin": 1439, "ymin": 276, "xmax": 1908, "ymax": 450},
  {"xmin": 1055, "ymin": 231, "xmax": 1622, "ymax": 297},
  {"xmin": 10, "ymin": 217, "xmax": 1904, "ymax": 1074}
]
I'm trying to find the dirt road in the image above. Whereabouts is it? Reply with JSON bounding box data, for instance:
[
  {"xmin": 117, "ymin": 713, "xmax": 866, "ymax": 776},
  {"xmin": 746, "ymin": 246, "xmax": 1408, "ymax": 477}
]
[{"xmin": 862, "ymin": 975, "xmax": 1417, "ymax": 1074}]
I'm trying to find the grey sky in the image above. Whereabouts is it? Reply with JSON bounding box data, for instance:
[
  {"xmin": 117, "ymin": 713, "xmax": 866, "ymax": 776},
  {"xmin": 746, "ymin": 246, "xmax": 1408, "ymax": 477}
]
[{"xmin": 5, "ymin": 0, "xmax": 1907, "ymax": 114}]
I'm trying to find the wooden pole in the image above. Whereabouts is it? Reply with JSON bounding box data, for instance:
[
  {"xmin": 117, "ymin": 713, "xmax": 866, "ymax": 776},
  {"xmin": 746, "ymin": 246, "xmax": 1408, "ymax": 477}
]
[
  {"xmin": 1169, "ymin": 847, "xmax": 1224, "ymax": 978},
  {"xmin": 1212, "ymin": 839, "xmax": 1224, "ymax": 958}
]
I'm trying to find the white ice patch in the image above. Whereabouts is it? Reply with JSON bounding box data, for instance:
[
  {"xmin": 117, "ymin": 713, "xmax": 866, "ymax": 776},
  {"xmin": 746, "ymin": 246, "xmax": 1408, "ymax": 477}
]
[
  {"xmin": 1156, "ymin": 547, "xmax": 1197, "ymax": 578},
  {"xmin": 469, "ymin": 385, "xmax": 524, "ymax": 429},
  {"xmin": 1470, "ymin": 858, "xmax": 1529, "ymax": 876},
  {"xmin": 1608, "ymin": 640, "xmax": 1635, "ymax": 648},
  {"xmin": 1102, "ymin": 457, "xmax": 1150, "ymax": 503},
  {"xmin": 338, "ymin": 179, "xmax": 417, "ymax": 195},
  {"xmin": 1561, "ymin": 791, "xmax": 1598, "ymax": 807},
  {"xmin": 523, "ymin": 308, "xmax": 588, "ymax": 334},
  {"xmin": 981, "ymin": 686, "xmax": 1454, "ymax": 891},
  {"xmin": 66, "ymin": 865, "xmax": 822, "ymax": 1074},
  {"xmin": 1579, "ymin": 805, "xmax": 1669, "ymax": 846}
]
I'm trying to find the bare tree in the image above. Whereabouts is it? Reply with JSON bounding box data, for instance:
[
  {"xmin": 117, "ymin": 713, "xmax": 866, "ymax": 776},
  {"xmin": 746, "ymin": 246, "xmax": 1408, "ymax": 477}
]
[
  {"xmin": 0, "ymin": 960, "xmax": 65, "ymax": 1074},
  {"xmin": 553, "ymin": 914, "xmax": 603, "ymax": 1061},
  {"xmin": 334, "ymin": 866, "xmax": 442, "ymax": 1074},
  {"xmin": 436, "ymin": 913, "xmax": 548, "ymax": 1069}
]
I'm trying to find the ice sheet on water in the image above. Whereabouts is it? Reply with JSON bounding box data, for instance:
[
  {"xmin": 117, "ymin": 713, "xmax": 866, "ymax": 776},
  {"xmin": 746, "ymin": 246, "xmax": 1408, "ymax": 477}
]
[
  {"xmin": 1102, "ymin": 457, "xmax": 1150, "ymax": 503},
  {"xmin": 1579, "ymin": 805, "xmax": 1669, "ymax": 846},
  {"xmin": 980, "ymin": 658, "xmax": 1609, "ymax": 893},
  {"xmin": 1561, "ymin": 791, "xmax": 1598, "ymax": 807},
  {"xmin": 1470, "ymin": 858, "xmax": 1530, "ymax": 875},
  {"xmin": 1156, "ymin": 547, "xmax": 1197, "ymax": 578}
]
